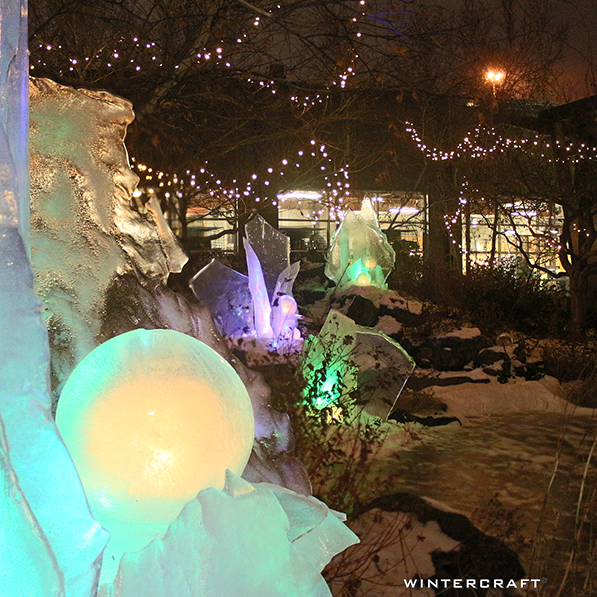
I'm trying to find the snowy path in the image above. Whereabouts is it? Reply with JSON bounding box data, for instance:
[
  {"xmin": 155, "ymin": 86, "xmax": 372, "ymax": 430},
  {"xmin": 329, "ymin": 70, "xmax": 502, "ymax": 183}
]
[{"xmin": 371, "ymin": 411, "xmax": 597, "ymax": 582}]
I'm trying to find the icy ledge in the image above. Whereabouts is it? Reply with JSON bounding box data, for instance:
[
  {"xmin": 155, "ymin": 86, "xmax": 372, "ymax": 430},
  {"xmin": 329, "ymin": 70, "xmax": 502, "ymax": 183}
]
[{"xmin": 99, "ymin": 471, "xmax": 358, "ymax": 597}]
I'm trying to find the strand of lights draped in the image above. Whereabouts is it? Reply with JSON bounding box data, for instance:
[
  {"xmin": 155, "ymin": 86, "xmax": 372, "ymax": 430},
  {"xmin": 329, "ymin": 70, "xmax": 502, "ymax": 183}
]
[
  {"xmin": 405, "ymin": 122, "xmax": 597, "ymax": 164},
  {"xmin": 131, "ymin": 140, "xmax": 352, "ymax": 228},
  {"xmin": 406, "ymin": 122, "xmax": 573, "ymax": 260}
]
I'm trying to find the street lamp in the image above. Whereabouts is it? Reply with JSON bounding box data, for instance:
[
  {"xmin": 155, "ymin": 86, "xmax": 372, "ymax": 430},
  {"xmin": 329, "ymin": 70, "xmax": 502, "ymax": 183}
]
[{"xmin": 485, "ymin": 69, "xmax": 505, "ymax": 96}]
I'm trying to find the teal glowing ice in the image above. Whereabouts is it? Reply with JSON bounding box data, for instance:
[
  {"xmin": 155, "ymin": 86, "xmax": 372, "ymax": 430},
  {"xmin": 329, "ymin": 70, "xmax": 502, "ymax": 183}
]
[
  {"xmin": 98, "ymin": 471, "xmax": 358, "ymax": 597},
  {"xmin": 0, "ymin": 2, "xmax": 109, "ymax": 594}
]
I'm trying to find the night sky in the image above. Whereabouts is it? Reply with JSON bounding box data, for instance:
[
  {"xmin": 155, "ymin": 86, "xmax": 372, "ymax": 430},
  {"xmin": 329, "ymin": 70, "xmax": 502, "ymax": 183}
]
[{"xmin": 435, "ymin": 0, "xmax": 597, "ymax": 101}]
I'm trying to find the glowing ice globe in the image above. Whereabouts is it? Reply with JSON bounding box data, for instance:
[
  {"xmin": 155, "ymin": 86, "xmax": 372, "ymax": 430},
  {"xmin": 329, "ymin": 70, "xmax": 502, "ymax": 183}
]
[{"xmin": 56, "ymin": 329, "xmax": 255, "ymax": 527}]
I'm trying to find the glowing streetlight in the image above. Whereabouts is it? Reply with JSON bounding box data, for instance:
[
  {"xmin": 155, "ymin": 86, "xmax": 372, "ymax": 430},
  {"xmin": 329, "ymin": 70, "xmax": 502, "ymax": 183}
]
[{"xmin": 485, "ymin": 69, "xmax": 505, "ymax": 96}]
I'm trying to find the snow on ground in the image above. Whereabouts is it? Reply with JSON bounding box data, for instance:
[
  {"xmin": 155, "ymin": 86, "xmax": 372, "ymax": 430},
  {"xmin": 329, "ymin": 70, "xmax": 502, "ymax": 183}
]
[
  {"xmin": 375, "ymin": 314, "xmax": 403, "ymax": 336},
  {"xmin": 434, "ymin": 326, "xmax": 482, "ymax": 340},
  {"xmin": 424, "ymin": 374, "xmax": 596, "ymax": 420}
]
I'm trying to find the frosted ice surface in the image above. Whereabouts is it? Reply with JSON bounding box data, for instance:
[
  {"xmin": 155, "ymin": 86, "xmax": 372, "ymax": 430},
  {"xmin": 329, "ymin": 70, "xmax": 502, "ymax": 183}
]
[
  {"xmin": 55, "ymin": 329, "xmax": 255, "ymax": 585},
  {"xmin": 325, "ymin": 198, "xmax": 395, "ymax": 289},
  {"xmin": 245, "ymin": 214, "xmax": 290, "ymax": 299},
  {"xmin": 99, "ymin": 472, "xmax": 358, "ymax": 597},
  {"xmin": 0, "ymin": 416, "xmax": 63, "ymax": 597},
  {"xmin": 244, "ymin": 236, "xmax": 274, "ymax": 338},
  {"xmin": 302, "ymin": 310, "xmax": 415, "ymax": 417},
  {"xmin": 0, "ymin": 12, "xmax": 108, "ymax": 594},
  {"xmin": 190, "ymin": 259, "xmax": 254, "ymax": 338}
]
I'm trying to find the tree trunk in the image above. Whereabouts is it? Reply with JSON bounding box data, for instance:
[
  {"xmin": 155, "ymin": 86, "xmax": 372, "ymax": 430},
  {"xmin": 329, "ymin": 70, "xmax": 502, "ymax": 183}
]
[{"xmin": 568, "ymin": 267, "xmax": 588, "ymax": 339}]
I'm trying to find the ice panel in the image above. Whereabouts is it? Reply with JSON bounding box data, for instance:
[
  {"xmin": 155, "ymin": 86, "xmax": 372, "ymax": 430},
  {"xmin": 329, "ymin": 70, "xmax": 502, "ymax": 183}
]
[
  {"xmin": 245, "ymin": 215, "xmax": 290, "ymax": 299},
  {"xmin": 301, "ymin": 310, "xmax": 415, "ymax": 416},
  {"xmin": 0, "ymin": 0, "xmax": 28, "ymax": 237},
  {"xmin": 190, "ymin": 259, "xmax": 254, "ymax": 338}
]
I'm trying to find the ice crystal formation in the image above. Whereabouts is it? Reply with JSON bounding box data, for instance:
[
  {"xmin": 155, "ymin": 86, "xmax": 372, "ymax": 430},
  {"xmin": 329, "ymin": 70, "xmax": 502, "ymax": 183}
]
[{"xmin": 325, "ymin": 198, "xmax": 396, "ymax": 289}]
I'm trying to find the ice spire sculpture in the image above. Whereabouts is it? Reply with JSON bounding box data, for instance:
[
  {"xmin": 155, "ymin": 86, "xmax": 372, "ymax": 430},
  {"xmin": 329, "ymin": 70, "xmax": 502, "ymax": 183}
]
[
  {"xmin": 0, "ymin": 2, "xmax": 109, "ymax": 595},
  {"xmin": 325, "ymin": 198, "xmax": 395, "ymax": 289},
  {"xmin": 191, "ymin": 215, "xmax": 301, "ymax": 351}
]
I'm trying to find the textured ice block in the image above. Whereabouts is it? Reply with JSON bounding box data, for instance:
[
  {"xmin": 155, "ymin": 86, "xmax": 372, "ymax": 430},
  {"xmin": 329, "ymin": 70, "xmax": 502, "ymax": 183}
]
[
  {"xmin": 325, "ymin": 198, "xmax": 395, "ymax": 289},
  {"xmin": 29, "ymin": 77, "xmax": 187, "ymax": 388},
  {"xmin": 98, "ymin": 471, "xmax": 358, "ymax": 597}
]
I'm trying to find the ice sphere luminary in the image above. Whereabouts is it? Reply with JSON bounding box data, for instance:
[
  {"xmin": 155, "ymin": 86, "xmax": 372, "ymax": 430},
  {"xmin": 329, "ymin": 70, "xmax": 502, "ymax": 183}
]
[
  {"xmin": 325, "ymin": 198, "xmax": 395, "ymax": 289},
  {"xmin": 55, "ymin": 328, "xmax": 255, "ymax": 583}
]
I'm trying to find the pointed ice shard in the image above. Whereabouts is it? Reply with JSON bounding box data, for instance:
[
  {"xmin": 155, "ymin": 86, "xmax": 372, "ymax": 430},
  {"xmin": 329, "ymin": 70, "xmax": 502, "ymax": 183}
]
[
  {"xmin": 245, "ymin": 214, "xmax": 290, "ymax": 300},
  {"xmin": 244, "ymin": 237, "xmax": 274, "ymax": 339},
  {"xmin": 325, "ymin": 198, "xmax": 395, "ymax": 289},
  {"xmin": 190, "ymin": 259, "xmax": 254, "ymax": 338}
]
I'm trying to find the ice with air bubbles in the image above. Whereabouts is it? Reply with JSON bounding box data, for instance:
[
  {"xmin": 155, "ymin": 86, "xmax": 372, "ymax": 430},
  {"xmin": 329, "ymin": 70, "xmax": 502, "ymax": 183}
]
[{"xmin": 325, "ymin": 198, "xmax": 395, "ymax": 289}]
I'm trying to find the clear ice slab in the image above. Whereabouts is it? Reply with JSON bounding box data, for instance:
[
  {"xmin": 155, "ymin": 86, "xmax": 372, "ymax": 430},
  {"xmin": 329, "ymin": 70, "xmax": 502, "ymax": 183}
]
[
  {"xmin": 301, "ymin": 310, "xmax": 415, "ymax": 416},
  {"xmin": 325, "ymin": 198, "xmax": 395, "ymax": 289}
]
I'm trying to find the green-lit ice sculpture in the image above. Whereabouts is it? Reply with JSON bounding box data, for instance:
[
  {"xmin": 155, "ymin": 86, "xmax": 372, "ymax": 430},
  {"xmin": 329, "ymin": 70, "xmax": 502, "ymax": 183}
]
[
  {"xmin": 301, "ymin": 310, "xmax": 415, "ymax": 417},
  {"xmin": 325, "ymin": 198, "xmax": 395, "ymax": 289}
]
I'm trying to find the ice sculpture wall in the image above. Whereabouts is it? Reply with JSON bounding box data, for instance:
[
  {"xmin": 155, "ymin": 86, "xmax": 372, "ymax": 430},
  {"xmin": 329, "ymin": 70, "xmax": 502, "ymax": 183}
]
[
  {"xmin": 0, "ymin": 4, "xmax": 108, "ymax": 595},
  {"xmin": 28, "ymin": 78, "xmax": 310, "ymax": 495},
  {"xmin": 325, "ymin": 198, "xmax": 395, "ymax": 289},
  {"xmin": 191, "ymin": 215, "xmax": 301, "ymax": 351},
  {"xmin": 301, "ymin": 310, "xmax": 415, "ymax": 417}
]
